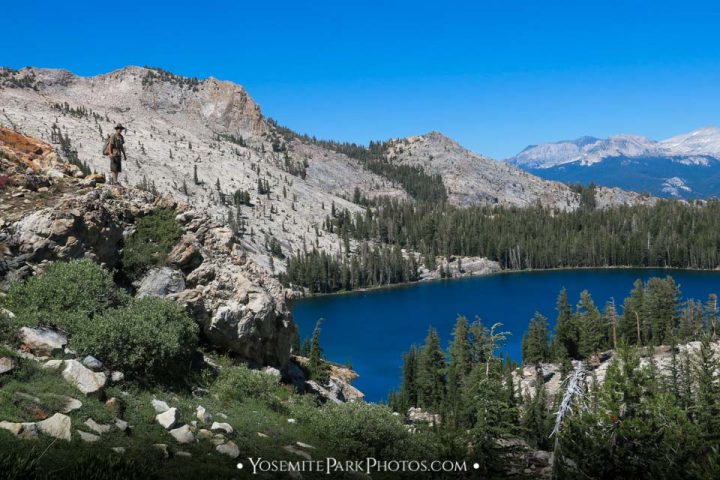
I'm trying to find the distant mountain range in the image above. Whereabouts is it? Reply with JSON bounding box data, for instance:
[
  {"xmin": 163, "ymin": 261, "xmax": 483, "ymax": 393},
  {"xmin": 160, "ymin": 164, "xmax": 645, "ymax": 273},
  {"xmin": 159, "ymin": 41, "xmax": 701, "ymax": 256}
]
[{"xmin": 505, "ymin": 127, "xmax": 720, "ymax": 198}]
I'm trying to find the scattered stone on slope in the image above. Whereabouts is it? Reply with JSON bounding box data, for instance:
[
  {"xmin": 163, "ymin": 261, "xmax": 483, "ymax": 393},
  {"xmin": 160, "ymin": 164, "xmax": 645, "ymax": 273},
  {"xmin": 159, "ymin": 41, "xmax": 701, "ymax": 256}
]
[
  {"xmin": 0, "ymin": 357, "xmax": 15, "ymax": 374},
  {"xmin": 115, "ymin": 418, "xmax": 128, "ymax": 432},
  {"xmin": 152, "ymin": 399, "xmax": 170, "ymax": 413},
  {"xmin": 49, "ymin": 395, "xmax": 82, "ymax": 414},
  {"xmin": 210, "ymin": 422, "xmax": 233, "ymax": 434},
  {"xmin": 216, "ymin": 441, "xmax": 240, "ymax": 458},
  {"xmin": 0, "ymin": 421, "xmax": 39, "ymax": 438},
  {"xmin": 197, "ymin": 429, "xmax": 213, "ymax": 440},
  {"xmin": 18, "ymin": 326, "xmax": 67, "ymax": 355},
  {"xmin": 284, "ymin": 445, "xmax": 312, "ymax": 460},
  {"xmin": 61, "ymin": 359, "xmax": 106, "ymax": 395},
  {"xmin": 42, "ymin": 359, "xmax": 64, "ymax": 370},
  {"xmin": 82, "ymin": 355, "xmax": 103, "ymax": 371},
  {"xmin": 169, "ymin": 424, "xmax": 195, "ymax": 444},
  {"xmin": 156, "ymin": 408, "xmax": 179, "ymax": 429},
  {"xmin": 196, "ymin": 405, "xmax": 211, "ymax": 423},
  {"xmin": 176, "ymin": 451, "xmax": 192, "ymax": 458},
  {"xmin": 0, "ymin": 421, "xmax": 24, "ymax": 436},
  {"xmin": 110, "ymin": 371, "xmax": 125, "ymax": 383},
  {"xmin": 135, "ymin": 267, "xmax": 186, "ymax": 298},
  {"xmin": 37, "ymin": 413, "xmax": 72, "ymax": 441},
  {"xmin": 112, "ymin": 447, "xmax": 126, "ymax": 454},
  {"xmin": 84, "ymin": 418, "xmax": 111, "ymax": 434},
  {"xmin": 77, "ymin": 430, "xmax": 100, "ymax": 443}
]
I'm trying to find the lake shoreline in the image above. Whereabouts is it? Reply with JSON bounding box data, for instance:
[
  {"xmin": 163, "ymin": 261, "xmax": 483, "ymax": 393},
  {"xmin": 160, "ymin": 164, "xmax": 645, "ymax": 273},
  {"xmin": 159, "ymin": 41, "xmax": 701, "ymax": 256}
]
[
  {"xmin": 288, "ymin": 263, "xmax": 720, "ymax": 303},
  {"xmin": 292, "ymin": 268, "xmax": 720, "ymax": 402}
]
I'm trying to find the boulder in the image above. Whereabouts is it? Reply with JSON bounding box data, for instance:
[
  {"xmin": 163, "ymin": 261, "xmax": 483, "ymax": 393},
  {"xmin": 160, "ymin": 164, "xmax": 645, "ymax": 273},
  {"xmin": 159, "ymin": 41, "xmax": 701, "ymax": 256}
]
[
  {"xmin": 196, "ymin": 405, "xmax": 211, "ymax": 423},
  {"xmin": 156, "ymin": 408, "xmax": 179, "ymax": 429},
  {"xmin": 0, "ymin": 421, "xmax": 39, "ymax": 439},
  {"xmin": 284, "ymin": 445, "xmax": 312, "ymax": 460},
  {"xmin": 216, "ymin": 440, "xmax": 240, "ymax": 458},
  {"xmin": 45, "ymin": 394, "xmax": 82, "ymax": 414},
  {"xmin": 407, "ymin": 407, "xmax": 441, "ymax": 426},
  {"xmin": 18, "ymin": 326, "xmax": 67, "ymax": 355},
  {"xmin": 152, "ymin": 399, "xmax": 170, "ymax": 413},
  {"xmin": 0, "ymin": 421, "xmax": 24, "ymax": 436},
  {"xmin": 167, "ymin": 234, "xmax": 203, "ymax": 271},
  {"xmin": 84, "ymin": 418, "xmax": 111, "ymax": 434},
  {"xmin": 110, "ymin": 371, "xmax": 125, "ymax": 383},
  {"xmin": 42, "ymin": 359, "xmax": 64, "ymax": 370},
  {"xmin": 0, "ymin": 357, "xmax": 15, "ymax": 375},
  {"xmin": 202, "ymin": 294, "xmax": 291, "ymax": 367},
  {"xmin": 115, "ymin": 418, "xmax": 129, "ymax": 431},
  {"xmin": 210, "ymin": 422, "xmax": 233, "ymax": 434},
  {"xmin": 62, "ymin": 360, "xmax": 106, "ymax": 395},
  {"xmin": 305, "ymin": 380, "xmax": 342, "ymax": 405},
  {"xmin": 329, "ymin": 377, "xmax": 365, "ymax": 403},
  {"xmin": 82, "ymin": 355, "xmax": 104, "ymax": 371},
  {"xmin": 37, "ymin": 413, "xmax": 72, "ymax": 441},
  {"xmin": 197, "ymin": 428, "xmax": 213, "ymax": 440},
  {"xmin": 135, "ymin": 267, "xmax": 186, "ymax": 298},
  {"xmin": 77, "ymin": 430, "xmax": 100, "ymax": 442},
  {"xmin": 169, "ymin": 424, "xmax": 195, "ymax": 444}
]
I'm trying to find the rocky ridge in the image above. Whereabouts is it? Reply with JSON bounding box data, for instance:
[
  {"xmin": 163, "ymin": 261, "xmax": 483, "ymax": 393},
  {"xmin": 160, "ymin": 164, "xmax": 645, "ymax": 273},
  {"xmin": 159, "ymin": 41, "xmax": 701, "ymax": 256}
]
[
  {"xmin": 384, "ymin": 132, "xmax": 655, "ymax": 208},
  {"xmin": 0, "ymin": 66, "xmax": 655, "ymax": 273}
]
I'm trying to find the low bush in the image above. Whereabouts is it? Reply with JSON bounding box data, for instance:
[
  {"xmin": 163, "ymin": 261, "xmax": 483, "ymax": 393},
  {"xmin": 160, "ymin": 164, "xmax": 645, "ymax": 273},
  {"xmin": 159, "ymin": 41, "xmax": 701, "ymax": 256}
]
[
  {"xmin": 72, "ymin": 296, "xmax": 198, "ymax": 383},
  {"xmin": 292, "ymin": 401, "xmax": 409, "ymax": 459},
  {"xmin": 2, "ymin": 259, "xmax": 124, "ymax": 332},
  {"xmin": 121, "ymin": 209, "xmax": 182, "ymax": 281},
  {"xmin": 2, "ymin": 259, "xmax": 198, "ymax": 384},
  {"xmin": 214, "ymin": 363, "xmax": 287, "ymax": 407}
]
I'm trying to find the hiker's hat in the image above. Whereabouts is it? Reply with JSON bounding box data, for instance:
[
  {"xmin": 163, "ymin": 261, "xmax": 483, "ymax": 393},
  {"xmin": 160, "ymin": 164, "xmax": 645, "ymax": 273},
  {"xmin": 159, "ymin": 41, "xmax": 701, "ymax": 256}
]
[{"xmin": 114, "ymin": 124, "xmax": 125, "ymax": 130}]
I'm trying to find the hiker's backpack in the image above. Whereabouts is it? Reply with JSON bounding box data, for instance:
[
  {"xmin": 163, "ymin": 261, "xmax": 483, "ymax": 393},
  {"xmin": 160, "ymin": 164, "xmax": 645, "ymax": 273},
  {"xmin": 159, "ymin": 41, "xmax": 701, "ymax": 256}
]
[{"xmin": 103, "ymin": 135, "xmax": 112, "ymax": 156}]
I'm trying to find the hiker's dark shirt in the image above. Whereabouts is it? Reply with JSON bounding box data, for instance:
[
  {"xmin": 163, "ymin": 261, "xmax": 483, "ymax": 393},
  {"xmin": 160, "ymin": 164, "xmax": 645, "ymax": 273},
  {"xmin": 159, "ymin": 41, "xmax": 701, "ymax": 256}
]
[{"xmin": 110, "ymin": 133, "xmax": 125, "ymax": 159}]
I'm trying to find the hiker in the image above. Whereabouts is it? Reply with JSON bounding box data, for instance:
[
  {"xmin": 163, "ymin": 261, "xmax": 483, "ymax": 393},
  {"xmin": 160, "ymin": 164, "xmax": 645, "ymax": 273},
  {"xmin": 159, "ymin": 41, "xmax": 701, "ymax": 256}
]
[{"xmin": 104, "ymin": 124, "xmax": 127, "ymax": 185}]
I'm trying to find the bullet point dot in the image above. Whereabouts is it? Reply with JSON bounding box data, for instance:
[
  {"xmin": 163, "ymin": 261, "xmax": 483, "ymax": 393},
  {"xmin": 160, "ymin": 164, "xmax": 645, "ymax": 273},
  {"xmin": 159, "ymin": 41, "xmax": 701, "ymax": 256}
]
[
  {"xmin": 237, "ymin": 463, "xmax": 243, "ymax": 469},
  {"xmin": 473, "ymin": 463, "xmax": 480, "ymax": 469}
]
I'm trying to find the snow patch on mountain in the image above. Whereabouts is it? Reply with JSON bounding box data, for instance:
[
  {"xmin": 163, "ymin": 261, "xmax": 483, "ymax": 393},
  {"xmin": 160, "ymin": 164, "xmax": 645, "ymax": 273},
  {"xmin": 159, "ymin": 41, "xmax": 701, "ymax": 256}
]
[{"xmin": 661, "ymin": 177, "xmax": 692, "ymax": 197}]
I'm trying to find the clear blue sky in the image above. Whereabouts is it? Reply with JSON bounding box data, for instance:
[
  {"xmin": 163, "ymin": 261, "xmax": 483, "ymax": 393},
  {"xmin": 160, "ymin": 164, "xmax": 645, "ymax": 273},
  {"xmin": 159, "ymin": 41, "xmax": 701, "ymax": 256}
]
[{"xmin": 3, "ymin": 0, "xmax": 720, "ymax": 158}]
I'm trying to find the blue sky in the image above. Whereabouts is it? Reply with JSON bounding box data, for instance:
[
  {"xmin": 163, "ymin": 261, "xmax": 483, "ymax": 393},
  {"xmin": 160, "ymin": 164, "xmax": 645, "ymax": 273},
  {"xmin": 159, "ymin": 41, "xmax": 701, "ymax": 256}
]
[{"xmin": 3, "ymin": 0, "xmax": 720, "ymax": 158}]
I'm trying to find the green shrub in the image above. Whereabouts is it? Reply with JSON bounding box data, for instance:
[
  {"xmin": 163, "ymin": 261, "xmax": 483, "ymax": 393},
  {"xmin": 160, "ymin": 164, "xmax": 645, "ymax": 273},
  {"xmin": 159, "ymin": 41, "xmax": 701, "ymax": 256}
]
[
  {"xmin": 2, "ymin": 259, "xmax": 123, "ymax": 332},
  {"xmin": 71, "ymin": 296, "xmax": 198, "ymax": 383},
  {"xmin": 292, "ymin": 401, "xmax": 409, "ymax": 458},
  {"xmin": 214, "ymin": 363, "xmax": 286, "ymax": 406},
  {"xmin": 121, "ymin": 209, "xmax": 182, "ymax": 280}
]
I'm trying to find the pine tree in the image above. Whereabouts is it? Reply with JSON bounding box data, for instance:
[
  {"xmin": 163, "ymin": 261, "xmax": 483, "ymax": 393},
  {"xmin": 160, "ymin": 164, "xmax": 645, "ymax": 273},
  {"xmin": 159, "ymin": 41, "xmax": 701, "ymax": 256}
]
[
  {"xmin": 521, "ymin": 312, "xmax": 550, "ymax": 364},
  {"xmin": 522, "ymin": 371, "xmax": 551, "ymax": 449},
  {"xmin": 390, "ymin": 345, "xmax": 420, "ymax": 414},
  {"xmin": 308, "ymin": 319, "xmax": 328, "ymax": 381},
  {"xmin": 416, "ymin": 327, "xmax": 446, "ymax": 410},
  {"xmin": 553, "ymin": 288, "xmax": 578, "ymax": 360},
  {"xmin": 643, "ymin": 277, "xmax": 680, "ymax": 344},
  {"xmin": 577, "ymin": 290, "xmax": 603, "ymax": 359},
  {"xmin": 620, "ymin": 279, "xmax": 645, "ymax": 346},
  {"xmin": 604, "ymin": 298, "xmax": 618, "ymax": 350},
  {"xmin": 693, "ymin": 336, "xmax": 720, "ymax": 442},
  {"xmin": 705, "ymin": 293, "xmax": 718, "ymax": 338},
  {"xmin": 446, "ymin": 316, "xmax": 472, "ymax": 425}
]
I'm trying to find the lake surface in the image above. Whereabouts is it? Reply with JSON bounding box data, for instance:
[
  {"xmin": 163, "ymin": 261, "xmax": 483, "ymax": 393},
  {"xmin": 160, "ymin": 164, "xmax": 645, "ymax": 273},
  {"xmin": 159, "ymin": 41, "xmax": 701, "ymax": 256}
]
[{"xmin": 292, "ymin": 269, "xmax": 720, "ymax": 402}]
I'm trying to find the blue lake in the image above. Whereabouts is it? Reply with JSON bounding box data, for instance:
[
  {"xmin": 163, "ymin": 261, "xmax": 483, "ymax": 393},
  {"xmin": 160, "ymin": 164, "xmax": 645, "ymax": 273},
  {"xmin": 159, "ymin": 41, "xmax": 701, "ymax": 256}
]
[{"xmin": 292, "ymin": 269, "xmax": 720, "ymax": 402}]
